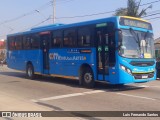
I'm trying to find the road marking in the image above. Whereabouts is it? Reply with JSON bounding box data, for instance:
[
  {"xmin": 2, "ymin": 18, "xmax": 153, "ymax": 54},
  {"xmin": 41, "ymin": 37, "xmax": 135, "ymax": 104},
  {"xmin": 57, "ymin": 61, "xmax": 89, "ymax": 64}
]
[
  {"xmin": 32, "ymin": 90, "xmax": 104, "ymax": 102},
  {"xmin": 149, "ymin": 86, "xmax": 160, "ymax": 88},
  {"xmin": 139, "ymin": 85, "xmax": 160, "ymax": 88},
  {"xmin": 139, "ymin": 85, "xmax": 150, "ymax": 88},
  {"xmin": 117, "ymin": 93, "xmax": 156, "ymax": 101}
]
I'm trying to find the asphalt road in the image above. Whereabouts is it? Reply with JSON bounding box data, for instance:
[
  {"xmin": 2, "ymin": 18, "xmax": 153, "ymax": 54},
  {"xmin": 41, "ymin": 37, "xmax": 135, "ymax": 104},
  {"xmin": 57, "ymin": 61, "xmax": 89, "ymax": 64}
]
[{"xmin": 0, "ymin": 65, "xmax": 160, "ymax": 120}]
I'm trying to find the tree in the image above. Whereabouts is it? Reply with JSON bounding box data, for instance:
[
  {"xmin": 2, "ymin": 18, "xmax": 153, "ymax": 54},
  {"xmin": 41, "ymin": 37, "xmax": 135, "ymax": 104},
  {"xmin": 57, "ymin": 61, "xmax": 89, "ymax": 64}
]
[{"xmin": 114, "ymin": 0, "xmax": 152, "ymax": 17}]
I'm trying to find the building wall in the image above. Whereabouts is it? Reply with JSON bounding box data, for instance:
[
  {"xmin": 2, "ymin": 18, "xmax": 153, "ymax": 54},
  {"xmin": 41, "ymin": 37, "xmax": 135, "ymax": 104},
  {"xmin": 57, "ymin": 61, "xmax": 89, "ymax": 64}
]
[{"xmin": 0, "ymin": 41, "xmax": 6, "ymax": 60}]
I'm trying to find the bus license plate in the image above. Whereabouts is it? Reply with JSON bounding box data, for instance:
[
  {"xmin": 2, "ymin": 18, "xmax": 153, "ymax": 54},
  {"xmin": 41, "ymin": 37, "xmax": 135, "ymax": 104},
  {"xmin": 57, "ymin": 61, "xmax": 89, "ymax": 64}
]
[{"xmin": 142, "ymin": 75, "xmax": 148, "ymax": 79}]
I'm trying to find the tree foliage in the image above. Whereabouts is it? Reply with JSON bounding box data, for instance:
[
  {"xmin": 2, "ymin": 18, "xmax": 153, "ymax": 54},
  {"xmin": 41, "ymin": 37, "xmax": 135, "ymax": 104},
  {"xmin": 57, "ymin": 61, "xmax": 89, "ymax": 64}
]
[{"xmin": 114, "ymin": 0, "xmax": 151, "ymax": 17}]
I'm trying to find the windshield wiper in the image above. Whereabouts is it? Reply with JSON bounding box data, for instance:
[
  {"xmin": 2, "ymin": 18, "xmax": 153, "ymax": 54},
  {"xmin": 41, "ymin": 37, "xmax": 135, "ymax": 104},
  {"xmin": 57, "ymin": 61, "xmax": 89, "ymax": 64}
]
[
  {"xmin": 144, "ymin": 31, "xmax": 149, "ymax": 52},
  {"xmin": 144, "ymin": 31, "xmax": 149, "ymax": 40},
  {"xmin": 129, "ymin": 28, "xmax": 143, "ymax": 57},
  {"xmin": 129, "ymin": 28, "xmax": 141, "ymax": 49}
]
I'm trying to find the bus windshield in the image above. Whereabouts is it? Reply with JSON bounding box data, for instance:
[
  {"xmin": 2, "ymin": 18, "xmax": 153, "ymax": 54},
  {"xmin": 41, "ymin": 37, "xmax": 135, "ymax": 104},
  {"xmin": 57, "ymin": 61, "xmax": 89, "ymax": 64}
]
[{"xmin": 119, "ymin": 29, "xmax": 155, "ymax": 59}]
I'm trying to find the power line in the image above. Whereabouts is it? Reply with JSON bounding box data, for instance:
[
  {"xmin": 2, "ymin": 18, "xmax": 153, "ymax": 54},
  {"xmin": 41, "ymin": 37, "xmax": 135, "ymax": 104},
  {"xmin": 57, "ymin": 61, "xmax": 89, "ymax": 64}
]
[
  {"xmin": 55, "ymin": 10, "xmax": 115, "ymax": 19},
  {"xmin": 146, "ymin": 16, "xmax": 160, "ymax": 20},
  {"xmin": 140, "ymin": 0, "xmax": 160, "ymax": 6},
  {"xmin": 147, "ymin": 9, "xmax": 160, "ymax": 14},
  {"xmin": 0, "ymin": 16, "xmax": 52, "ymax": 38},
  {"xmin": 143, "ymin": 12, "xmax": 160, "ymax": 18},
  {"xmin": 16, "ymin": 0, "xmax": 160, "ymax": 33},
  {"xmin": 0, "ymin": 1, "xmax": 52, "ymax": 26},
  {"xmin": 0, "ymin": 0, "xmax": 75, "ymax": 26},
  {"xmin": 21, "ymin": 16, "xmax": 52, "ymax": 32},
  {"xmin": 1, "ymin": 0, "xmax": 160, "ymax": 38},
  {"xmin": 0, "ymin": 0, "xmax": 76, "ymax": 37},
  {"xmin": 51, "ymin": 0, "xmax": 75, "ymax": 23},
  {"xmin": 0, "ymin": 0, "xmax": 159, "ymax": 24},
  {"xmin": 55, "ymin": 0, "xmax": 160, "ymax": 19}
]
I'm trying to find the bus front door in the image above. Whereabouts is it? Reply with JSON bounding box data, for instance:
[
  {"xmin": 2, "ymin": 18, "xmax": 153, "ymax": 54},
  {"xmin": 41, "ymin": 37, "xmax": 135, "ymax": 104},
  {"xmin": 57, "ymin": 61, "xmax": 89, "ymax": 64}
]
[
  {"xmin": 40, "ymin": 33, "xmax": 50, "ymax": 74},
  {"xmin": 96, "ymin": 27, "xmax": 109, "ymax": 80}
]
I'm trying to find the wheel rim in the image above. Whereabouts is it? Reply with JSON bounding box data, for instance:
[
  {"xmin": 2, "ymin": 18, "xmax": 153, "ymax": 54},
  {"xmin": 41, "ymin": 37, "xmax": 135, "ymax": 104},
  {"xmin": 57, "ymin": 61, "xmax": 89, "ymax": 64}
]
[
  {"xmin": 84, "ymin": 73, "xmax": 92, "ymax": 83},
  {"xmin": 28, "ymin": 67, "xmax": 32, "ymax": 77}
]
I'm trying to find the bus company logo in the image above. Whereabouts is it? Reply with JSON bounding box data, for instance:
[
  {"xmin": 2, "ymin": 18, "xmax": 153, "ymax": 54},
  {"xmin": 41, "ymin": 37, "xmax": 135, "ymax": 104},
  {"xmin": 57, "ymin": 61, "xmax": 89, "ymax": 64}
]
[
  {"xmin": 148, "ymin": 68, "xmax": 154, "ymax": 71},
  {"xmin": 49, "ymin": 53, "xmax": 54, "ymax": 60},
  {"xmin": 133, "ymin": 68, "xmax": 138, "ymax": 71},
  {"xmin": 133, "ymin": 68, "xmax": 154, "ymax": 73},
  {"xmin": 51, "ymin": 53, "xmax": 86, "ymax": 61},
  {"xmin": 133, "ymin": 68, "xmax": 145, "ymax": 72}
]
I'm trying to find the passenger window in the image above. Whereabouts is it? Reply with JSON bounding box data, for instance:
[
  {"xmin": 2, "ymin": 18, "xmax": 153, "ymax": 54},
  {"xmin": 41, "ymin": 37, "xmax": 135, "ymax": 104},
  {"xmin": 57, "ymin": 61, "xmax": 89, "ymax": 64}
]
[
  {"xmin": 8, "ymin": 37, "xmax": 15, "ymax": 50},
  {"xmin": 23, "ymin": 36, "xmax": 31, "ymax": 49},
  {"xmin": 52, "ymin": 31, "xmax": 62, "ymax": 48},
  {"xmin": 15, "ymin": 37, "xmax": 22, "ymax": 50},
  {"xmin": 63, "ymin": 29, "xmax": 76, "ymax": 47},
  {"xmin": 105, "ymin": 34, "xmax": 109, "ymax": 45},
  {"xmin": 78, "ymin": 27, "xmax": 91, "ymax": 47},
  {"xmin": 31, "ymin": 34, "xmax": 40, "ymax": 49}
]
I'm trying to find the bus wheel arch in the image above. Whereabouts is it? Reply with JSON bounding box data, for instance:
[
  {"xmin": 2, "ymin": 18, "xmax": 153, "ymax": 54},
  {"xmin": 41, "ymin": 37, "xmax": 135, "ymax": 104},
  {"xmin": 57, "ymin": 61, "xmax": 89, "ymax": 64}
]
[
  {"xmin": 79, "ymin": 64, "xmax": 95, "ymax": 88},
  {"xmin": 26, "ymin": 62, "xmax": 35, "ymax": 80}
]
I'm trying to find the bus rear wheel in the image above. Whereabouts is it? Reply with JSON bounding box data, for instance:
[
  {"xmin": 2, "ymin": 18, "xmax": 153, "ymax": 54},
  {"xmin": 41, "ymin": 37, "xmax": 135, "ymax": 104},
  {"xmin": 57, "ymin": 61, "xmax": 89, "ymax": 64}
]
[
  {"xmin": 26, "ymin": 64, "xmax": 35, "ymax": 80},
  {"xmin": 80, "ymin": 68, "xmax": 95, "ymax": 88}
]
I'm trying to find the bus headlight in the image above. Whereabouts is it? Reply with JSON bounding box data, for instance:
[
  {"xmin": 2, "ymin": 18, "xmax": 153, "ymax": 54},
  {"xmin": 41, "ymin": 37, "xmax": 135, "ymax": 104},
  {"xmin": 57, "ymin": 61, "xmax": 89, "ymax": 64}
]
[
  {"xmin": 127, "ymin": 68, "xmax": 131, "ymax": 74},
  {"xmin": 120, "ymin": 65, "xmax": 132, "ymax": 75}
]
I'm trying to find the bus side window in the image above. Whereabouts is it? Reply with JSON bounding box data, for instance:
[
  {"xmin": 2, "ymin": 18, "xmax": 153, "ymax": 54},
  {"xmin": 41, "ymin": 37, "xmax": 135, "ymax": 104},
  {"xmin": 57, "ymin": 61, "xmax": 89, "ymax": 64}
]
[
  {"xmin": 52, "ymin": 31, "xmax": 62, "ymax": 48},
  {"xmin": 15, "ymin": 36, "xmax": 22, "ymax": 50},
  {"xmin": 31, "ymin": 34, "xmax": 40, "ymax": 49},
  {"xmin": 23, "ymin": 36, "xmax": 31, "ymax": 49},
  {"xmin": 8, "ymin": 37, "xmax": 15, "ymax": 50},
  {"xmin": 105, "ymin": 34, "xmax": 109, "ymax": 45},
  {"xmin": 97, "ymin": 31, "xmax": 102, "ymax": 45},
  {"xmin": 78, "ymin": 27, "xmax": 91, "ymax": 47},
  {"xmin": 63, "ymin": 29, "xmax": 77, "ymax": 47}
]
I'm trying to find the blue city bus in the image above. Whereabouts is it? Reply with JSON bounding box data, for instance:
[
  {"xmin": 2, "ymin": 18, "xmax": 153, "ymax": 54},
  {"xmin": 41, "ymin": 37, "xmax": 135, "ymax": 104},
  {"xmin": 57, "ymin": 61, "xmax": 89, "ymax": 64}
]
[{"xmin": 6, "ymin": 16, "xmax": 156, "ymax": 88}]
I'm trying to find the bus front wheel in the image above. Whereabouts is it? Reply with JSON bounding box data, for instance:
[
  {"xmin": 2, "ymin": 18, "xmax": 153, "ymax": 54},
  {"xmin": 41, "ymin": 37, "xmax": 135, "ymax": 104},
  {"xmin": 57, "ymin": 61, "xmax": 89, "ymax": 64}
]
[
  {"xmin": 26, "ymin": 64, "xmax": 35, "ymax": 80},
  {"xmin": 80, "ymin": 68, "xmax": 95, "ymax": 88}
]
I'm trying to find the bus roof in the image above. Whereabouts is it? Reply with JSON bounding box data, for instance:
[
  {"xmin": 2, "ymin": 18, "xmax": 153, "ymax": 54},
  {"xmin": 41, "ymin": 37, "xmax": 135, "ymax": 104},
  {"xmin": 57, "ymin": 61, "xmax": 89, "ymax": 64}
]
[
  {"xmin": 7, "ymin": 16, "xmax": 150, "ymax": 37},
  {"xmin": 7, "ymin": 16, "xmax": 118, "ymax": 37}
]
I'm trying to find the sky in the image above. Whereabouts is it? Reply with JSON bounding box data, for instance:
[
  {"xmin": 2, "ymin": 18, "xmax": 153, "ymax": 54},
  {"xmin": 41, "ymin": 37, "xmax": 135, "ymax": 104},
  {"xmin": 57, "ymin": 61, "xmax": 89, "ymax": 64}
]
[{"xmin": 0, "ymin": 0, "xmax": 160, "ymax": 40}]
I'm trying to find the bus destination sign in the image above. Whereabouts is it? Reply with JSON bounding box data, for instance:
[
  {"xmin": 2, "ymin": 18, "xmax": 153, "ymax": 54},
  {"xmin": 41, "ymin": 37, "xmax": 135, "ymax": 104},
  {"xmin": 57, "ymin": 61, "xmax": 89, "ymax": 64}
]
[{"xmin": 119, "ymin": 17, "xmax": 152, "ymax": 30}]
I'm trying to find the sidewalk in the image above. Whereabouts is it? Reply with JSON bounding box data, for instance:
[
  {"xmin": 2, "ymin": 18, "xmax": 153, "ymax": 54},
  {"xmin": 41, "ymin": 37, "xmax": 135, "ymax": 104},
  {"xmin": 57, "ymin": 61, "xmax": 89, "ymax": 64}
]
[
  {"xmin": 0, "ymin": 91, "xmax": 81, "ymax": 120},
  {"xmin": 0, "ymin": 91, "xmax": 52, "ymax": 111}
]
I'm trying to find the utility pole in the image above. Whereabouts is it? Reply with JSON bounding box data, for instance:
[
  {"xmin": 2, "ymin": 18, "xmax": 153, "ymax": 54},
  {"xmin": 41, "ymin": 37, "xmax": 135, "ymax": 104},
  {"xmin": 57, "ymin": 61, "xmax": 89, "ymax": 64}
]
[{"xmin": 53, "ymin": 0, "xmax": 56, "ymax": 24}]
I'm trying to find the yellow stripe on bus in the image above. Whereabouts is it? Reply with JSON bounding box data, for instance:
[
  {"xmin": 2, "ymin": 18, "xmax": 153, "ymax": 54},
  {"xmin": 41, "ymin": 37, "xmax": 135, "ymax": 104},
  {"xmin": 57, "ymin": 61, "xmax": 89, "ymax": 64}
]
[
  {"xmin": 51, "ymin": 74, "xmax": 79, "ymax": 80},
  {"xmin": 35, "ymin": 73, "xmax": 79, "ymax": 79},
  {"xmin": 132, "ymin": 71, "xmax": 154, "ymax": 74},
  {"xmin": 120, "ymin": 16, "xmax": 149, "ymax": 23}
]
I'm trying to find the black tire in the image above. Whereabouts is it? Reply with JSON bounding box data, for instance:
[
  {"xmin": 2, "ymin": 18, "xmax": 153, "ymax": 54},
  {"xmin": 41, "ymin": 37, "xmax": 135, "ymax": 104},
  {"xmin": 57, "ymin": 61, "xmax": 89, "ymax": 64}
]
[
  {"xmin": 80, "ymin": 67, "xmax": 95, "ymax": 88},
  {"xmin": 26, "ymin": 64, "xmax": 35, "ymax": 80}
]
